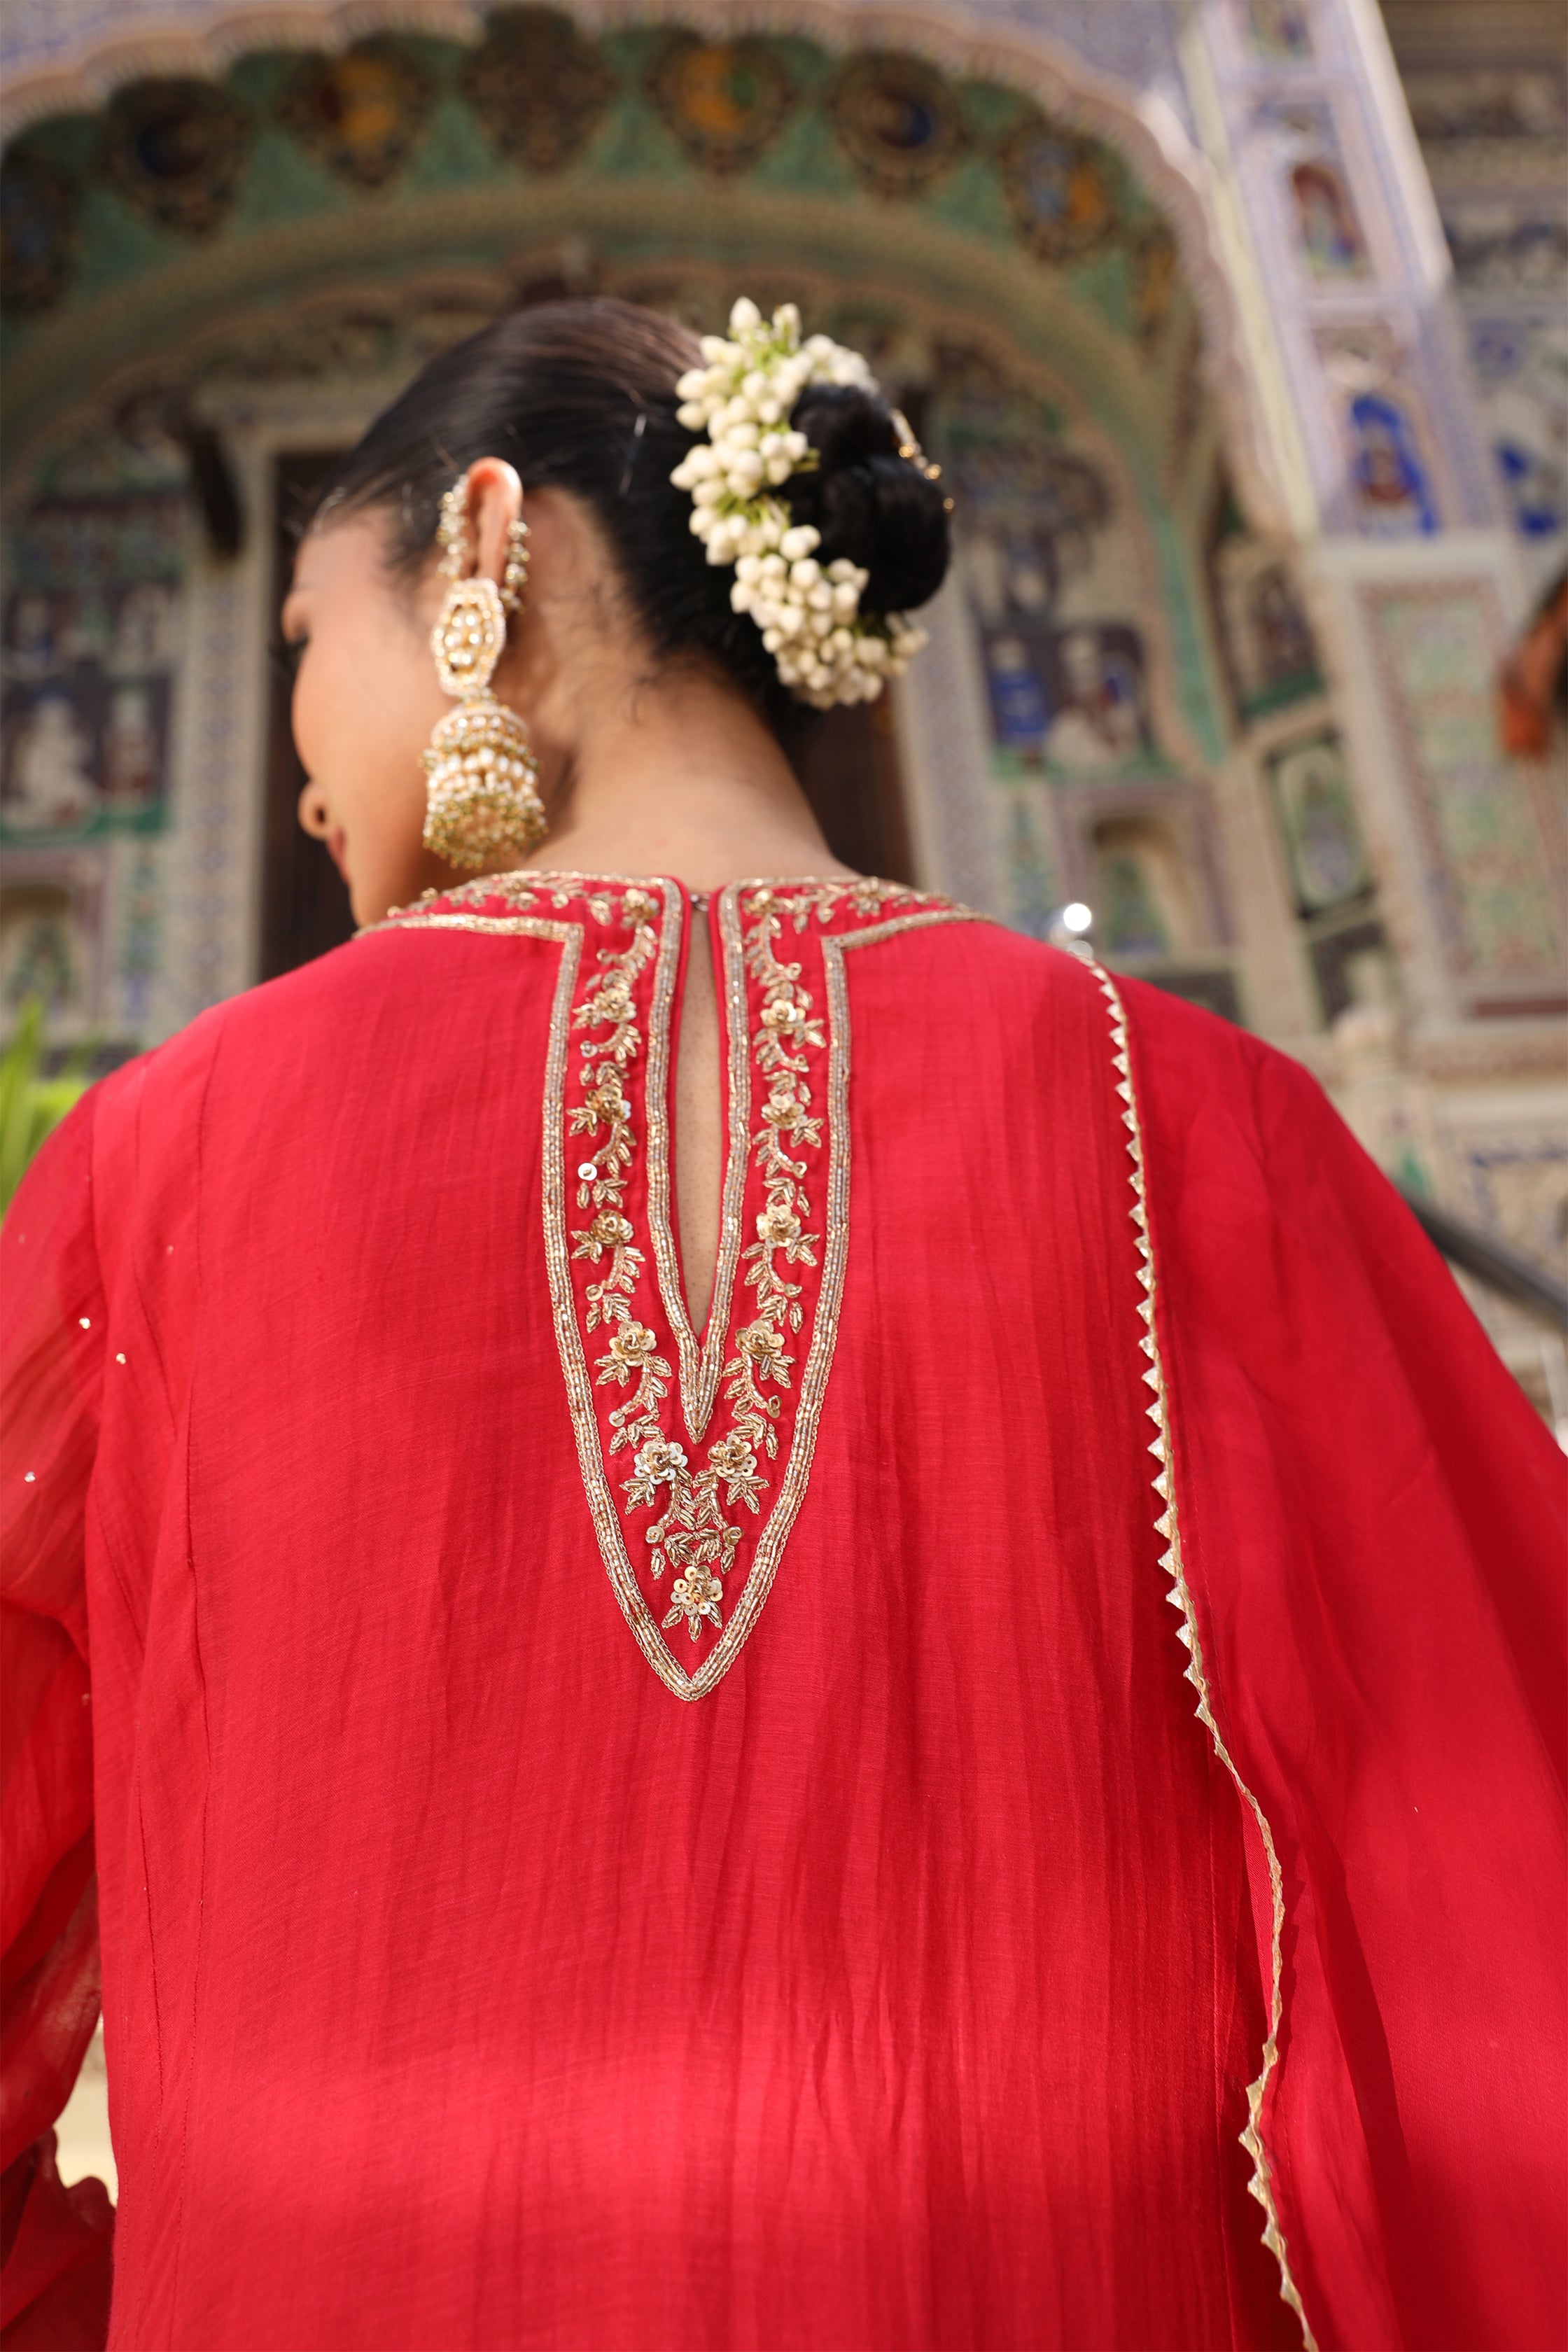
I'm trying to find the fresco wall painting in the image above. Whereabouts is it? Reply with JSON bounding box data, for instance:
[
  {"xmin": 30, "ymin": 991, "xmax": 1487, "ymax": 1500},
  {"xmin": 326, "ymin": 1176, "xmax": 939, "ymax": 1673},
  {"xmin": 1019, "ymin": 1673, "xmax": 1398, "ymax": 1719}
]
[
  {"xmin": 1399, "ymin": 51, "xmax": 1568, "ymax": 561},
  {"xmin": 1363, "ymin": 580, "xmax": 1565, "ymax": 994}
]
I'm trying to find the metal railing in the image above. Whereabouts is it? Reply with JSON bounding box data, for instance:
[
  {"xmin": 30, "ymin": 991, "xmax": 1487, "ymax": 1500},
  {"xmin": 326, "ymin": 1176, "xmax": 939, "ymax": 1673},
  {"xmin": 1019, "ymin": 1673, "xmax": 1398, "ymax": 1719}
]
[{"xmin": 1399, "ymin": 1189, "xmax": 1568, "ymax": 1332}]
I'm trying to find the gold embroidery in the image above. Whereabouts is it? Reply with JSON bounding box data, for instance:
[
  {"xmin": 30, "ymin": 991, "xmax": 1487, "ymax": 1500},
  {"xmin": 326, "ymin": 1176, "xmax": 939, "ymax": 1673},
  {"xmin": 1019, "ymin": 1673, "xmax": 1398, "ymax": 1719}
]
[
  {"xmin": 367, "ymin": 874, "xmax": 981, "ymax": 1700},
  {"xmin": 568, "ymin": 892, "xmax": 661, "ymax": 1340},
  {"xmin": 1082, "ymin": 951, "xmax": 1316, "ymax": 2352}
]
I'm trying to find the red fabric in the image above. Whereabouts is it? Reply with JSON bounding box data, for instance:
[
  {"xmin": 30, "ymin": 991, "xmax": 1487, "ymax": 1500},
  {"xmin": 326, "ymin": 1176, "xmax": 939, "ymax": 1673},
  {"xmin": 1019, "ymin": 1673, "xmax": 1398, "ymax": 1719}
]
[
  {"xmin": 1, "ymin": 877, "xmax": 1560, "ymax": 2352},
  {"xmin": 1133, "ymin": 998, "xmax": 1567, "ymax": 2351}
]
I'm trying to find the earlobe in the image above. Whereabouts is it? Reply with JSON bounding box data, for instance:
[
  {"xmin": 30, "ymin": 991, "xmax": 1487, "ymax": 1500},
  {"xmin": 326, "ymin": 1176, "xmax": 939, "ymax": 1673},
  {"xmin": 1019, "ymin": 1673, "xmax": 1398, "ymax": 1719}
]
[{"xmin": 298, "ymin": 780, "xmax": 331, "ymax": 839}]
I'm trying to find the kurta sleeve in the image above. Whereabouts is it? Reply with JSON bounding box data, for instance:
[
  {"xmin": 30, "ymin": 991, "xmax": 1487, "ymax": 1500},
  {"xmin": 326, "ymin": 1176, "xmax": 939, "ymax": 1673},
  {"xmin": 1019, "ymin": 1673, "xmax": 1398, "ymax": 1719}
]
[
  {"xmin": 1, "ymin": 1096, "xmax": 115, "ymax": 2352},
  {"xmin": 1127, "ymin": 978, "xmax": 1567, "ymax": 2352}
]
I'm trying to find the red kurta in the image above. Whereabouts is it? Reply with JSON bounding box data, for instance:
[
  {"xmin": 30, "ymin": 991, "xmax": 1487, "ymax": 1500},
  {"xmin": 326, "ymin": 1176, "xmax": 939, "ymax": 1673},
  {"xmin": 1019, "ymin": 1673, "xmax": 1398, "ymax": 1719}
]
[{"xmin": 2, "ymin": 874, "xmax": 1562, "ymax": 2352}]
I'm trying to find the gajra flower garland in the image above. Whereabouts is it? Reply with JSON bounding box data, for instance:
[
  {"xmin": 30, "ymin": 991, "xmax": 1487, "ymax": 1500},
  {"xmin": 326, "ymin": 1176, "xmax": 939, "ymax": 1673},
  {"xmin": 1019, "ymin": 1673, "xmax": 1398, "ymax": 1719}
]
[{"xmin": 671, "ymin": 299, "xmax": 934, "ymax": 710}]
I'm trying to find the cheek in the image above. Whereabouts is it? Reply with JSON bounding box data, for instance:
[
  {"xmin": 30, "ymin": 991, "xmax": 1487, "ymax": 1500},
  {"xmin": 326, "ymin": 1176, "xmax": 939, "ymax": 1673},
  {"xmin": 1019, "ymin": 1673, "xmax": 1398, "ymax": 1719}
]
[{"xmin": 293, "ymin": 610, "xmax": 440, "ymax": 808}]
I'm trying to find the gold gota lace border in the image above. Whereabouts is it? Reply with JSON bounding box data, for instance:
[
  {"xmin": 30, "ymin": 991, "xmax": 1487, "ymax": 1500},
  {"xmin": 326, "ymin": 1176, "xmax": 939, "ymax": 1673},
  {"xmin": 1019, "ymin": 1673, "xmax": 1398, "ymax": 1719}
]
[{"xmin": 1079, "ymin": 951, "xmax": 1317, "ymax": 2352}]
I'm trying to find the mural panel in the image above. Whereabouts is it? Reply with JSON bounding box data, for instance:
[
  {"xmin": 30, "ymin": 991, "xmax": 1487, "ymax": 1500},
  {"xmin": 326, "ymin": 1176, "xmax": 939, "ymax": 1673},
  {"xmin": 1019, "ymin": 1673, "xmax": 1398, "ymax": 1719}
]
[
  {"xmin": 100, "ymin": 77, "xmax": 251, "ymax": 234},
  {"xmin": 1364, "ymin": 581, "xmax": 1564, "ymax": 983},
  {"xmin": 934, "ymin": 351, "xmax": 1161, "ymax": 785},
  {"xmin": 1466, "ymin": 316, "xmax": 1568, "ymax": 540},
  {"xmin": 1266, "ymin": 731, "xmax": 1371, "ymax": 914},
  {"xmin": 649, "ymin": 35, "xmax": 796, "ymax": 176},
  {"xmin": 829, "ymin": 52, "xmax": 965, "ymax": 199},
  {"xmin": 999, "ymin": 120, "xmax": 1118, "ymax": 264},
  {"xmin": 0, "ymin": 850, "xmax": 104, "ymax": 1018},
  {"xmin": 459, "ymin": 8, "xmax": 615, "ymax": 173},
  {"xmin": 1244, "ymin": 0, "xmax": 1314, "ymax": 64},
  {"xmin": 1, "ymin": 467, "xmax": 188, "ymax": 848},
  {"xmin": 278, "ymin": 40, "xmax": 435, "ymax": 190},
  {"xmin": 1315, "ymin": 324, "xmax": 1441, "ymax": 538},
  {"xmin": 1212, "ymin": 539, "xmax": 1322, "ymax": 716},
  {"xmin": 1256, "ymin": 100, "xmax": 1371, "ymax": 283}
]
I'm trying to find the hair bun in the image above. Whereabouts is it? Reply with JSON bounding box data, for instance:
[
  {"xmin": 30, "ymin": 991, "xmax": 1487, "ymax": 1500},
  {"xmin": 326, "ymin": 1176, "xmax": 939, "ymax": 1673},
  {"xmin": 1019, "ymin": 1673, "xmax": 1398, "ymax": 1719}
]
[{"xmin": 785, "ymin": 383, "xmax": 951, "ymax": 617}]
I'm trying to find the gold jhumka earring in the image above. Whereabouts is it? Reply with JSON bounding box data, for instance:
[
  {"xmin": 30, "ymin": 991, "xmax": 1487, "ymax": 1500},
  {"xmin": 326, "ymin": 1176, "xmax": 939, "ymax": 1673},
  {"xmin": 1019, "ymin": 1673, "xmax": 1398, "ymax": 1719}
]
[{"xmin": 421, "ymin": 477, "xmax": 547, "ymax": 869}]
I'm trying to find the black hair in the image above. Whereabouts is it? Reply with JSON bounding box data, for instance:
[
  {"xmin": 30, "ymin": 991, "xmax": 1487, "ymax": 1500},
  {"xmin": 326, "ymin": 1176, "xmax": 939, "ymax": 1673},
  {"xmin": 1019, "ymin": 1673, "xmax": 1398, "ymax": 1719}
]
[{"xmin": 312, "ymin": 297, "xmax": 951, "ymax": 743}]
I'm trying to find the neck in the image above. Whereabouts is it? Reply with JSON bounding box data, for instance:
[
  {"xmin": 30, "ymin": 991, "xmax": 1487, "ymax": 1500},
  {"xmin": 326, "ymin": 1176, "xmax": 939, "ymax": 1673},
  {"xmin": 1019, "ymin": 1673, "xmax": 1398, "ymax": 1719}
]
[{"xmin": 521, "ymin": 668, "xmax": 855, "ymax": 895}]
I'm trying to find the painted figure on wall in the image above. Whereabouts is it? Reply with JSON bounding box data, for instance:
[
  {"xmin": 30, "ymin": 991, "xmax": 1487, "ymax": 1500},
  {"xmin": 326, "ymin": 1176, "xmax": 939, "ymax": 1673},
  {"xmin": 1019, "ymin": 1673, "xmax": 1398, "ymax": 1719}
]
[
  {"xmin": 830, "ymin": 55, "xmax": 964, "ymax": 197},
  {"xmin": 0, "ymin": 483, "xmax": 186, "ymax": 846},
  {"xmin": 102, "ymin": 687, "xmax": 159, "ymax": 808},
  {"xmin": 1000, "ymin": 122, "xmax": 1117, "ymax": 264},
  {"xmin": 1250, "ymin": 565, "xmax": 1318, "ymax": 688},
  {"xmin": 0, "ymin": 898, "xmax": 76, "ymax": 1011},
  {"xmin": 1348, "ymin": 394, "xmax": 1438, "ymax": 536},
  {"xmin": 986, "ymin": 636, "xmax": 1051, "ymax": 756},
  {"xmin": 1214, "ymin": 542, "xmax": 1323, "ymax": 715},
  {"xmin": 652, "ymin": 37, "xmax": 797, "ymax": 176},
  {"xmin": 110, "ymin": 582, "xmax": 181, "ymax": 673},
  {"xmin": 1469, "ymin": 319, "xmax": 1568, "ymax": 540},
  {"xmin": 279, "ymin": 41, "xmax": 435, "ymax": 191},
  {"xmin": 980, "ymin": 624, "xmax": 1152, "ymax": 773},
  {"xmin": 3, "ymin": 691, "xmax": 99, "ymax": 833},
  {"xmin": 1268, "ymin": 734, "xmax": 1371, "ymax": 913},
  {"xmin": 1247, "ymin": 0, "xmax": 1314, "ymax": 61},
  {"xmin": 6, "ymin": 590, "xmax": 55, "ymax": 677},
  {"xmin": 1046, "ymin": 628, "xmax": 1149, "ymax": 769},
  {"xmin": 1291, "ymin": 159, "xmax": 1368, "ymax": 279}
]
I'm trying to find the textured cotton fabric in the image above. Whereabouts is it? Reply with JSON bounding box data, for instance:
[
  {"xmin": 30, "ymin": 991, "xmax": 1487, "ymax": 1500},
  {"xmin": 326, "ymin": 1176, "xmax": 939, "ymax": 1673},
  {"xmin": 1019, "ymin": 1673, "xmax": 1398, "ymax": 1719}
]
[{"xmin": 1, "ymin": 875, "xmax": 1562, "ymax": 2352}]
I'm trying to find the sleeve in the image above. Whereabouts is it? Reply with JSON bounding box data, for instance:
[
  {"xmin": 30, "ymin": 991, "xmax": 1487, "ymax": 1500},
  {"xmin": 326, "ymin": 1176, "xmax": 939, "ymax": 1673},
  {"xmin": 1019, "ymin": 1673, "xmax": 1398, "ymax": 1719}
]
[
  {"xmin": 1129, "ymin": 982, "xmax": 1567, "ymax": 2352},
  {"xmin": 1, "ymin": 1095, "xmax": 115, "ymax": 2351}
]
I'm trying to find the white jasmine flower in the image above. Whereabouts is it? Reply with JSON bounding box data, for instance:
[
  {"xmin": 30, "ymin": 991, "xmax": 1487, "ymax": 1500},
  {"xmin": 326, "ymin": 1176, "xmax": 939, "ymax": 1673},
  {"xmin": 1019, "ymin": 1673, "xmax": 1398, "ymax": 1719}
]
[{"xmin": 667, "ymin": 298, "xmax": 935, "ymax": 710}]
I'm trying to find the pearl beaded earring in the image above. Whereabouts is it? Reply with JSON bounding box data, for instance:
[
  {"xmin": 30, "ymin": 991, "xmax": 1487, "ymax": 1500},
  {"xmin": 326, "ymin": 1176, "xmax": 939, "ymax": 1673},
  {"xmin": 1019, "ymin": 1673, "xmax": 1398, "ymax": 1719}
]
[{"xmin": 421, "ymin": 474, "xmax": 546, "ymax": 871}]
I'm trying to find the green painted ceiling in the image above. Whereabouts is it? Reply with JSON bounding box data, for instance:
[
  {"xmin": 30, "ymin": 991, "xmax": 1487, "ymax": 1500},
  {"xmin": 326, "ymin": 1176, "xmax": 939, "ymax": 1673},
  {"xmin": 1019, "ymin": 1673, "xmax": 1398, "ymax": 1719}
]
[{"xmin": 0, "ymin": 23, "xmax": 1199, "ymax": 477}]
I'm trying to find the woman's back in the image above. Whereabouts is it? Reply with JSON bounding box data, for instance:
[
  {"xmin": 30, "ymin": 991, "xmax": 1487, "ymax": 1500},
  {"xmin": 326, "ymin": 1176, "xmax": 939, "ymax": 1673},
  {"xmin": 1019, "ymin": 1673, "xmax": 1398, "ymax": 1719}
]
[
  {"xmin": 4, "ymin": 291, "xmax": 1562, "ymax": 2352},
  {"xmin": 7, "ymin": 876, "xmax": 1289, "ymax": 2347}
]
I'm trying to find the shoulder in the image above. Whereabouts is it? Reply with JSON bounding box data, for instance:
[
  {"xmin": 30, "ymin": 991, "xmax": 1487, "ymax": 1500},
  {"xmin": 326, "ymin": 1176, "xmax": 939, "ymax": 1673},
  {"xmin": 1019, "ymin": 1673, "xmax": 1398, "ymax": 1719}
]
[{"xmin": 1114, "ymin": 968, "xmax": 1336, "ymax": 1168}]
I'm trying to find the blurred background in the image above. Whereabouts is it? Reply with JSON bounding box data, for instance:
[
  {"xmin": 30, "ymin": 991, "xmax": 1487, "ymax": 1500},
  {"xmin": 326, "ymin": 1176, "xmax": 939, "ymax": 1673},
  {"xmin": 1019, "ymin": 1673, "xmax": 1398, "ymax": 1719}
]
[{"xmin": 4, "ymin": 0, "xmax": 1566, "ymax": 2201}]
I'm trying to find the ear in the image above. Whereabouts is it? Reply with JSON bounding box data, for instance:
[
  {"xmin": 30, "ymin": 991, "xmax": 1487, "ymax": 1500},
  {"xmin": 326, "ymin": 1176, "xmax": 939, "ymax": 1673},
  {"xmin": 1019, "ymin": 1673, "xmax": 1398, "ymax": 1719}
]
[{"xmin": 463, "ymin": 458, "xmax": 524, "ymax": 587}]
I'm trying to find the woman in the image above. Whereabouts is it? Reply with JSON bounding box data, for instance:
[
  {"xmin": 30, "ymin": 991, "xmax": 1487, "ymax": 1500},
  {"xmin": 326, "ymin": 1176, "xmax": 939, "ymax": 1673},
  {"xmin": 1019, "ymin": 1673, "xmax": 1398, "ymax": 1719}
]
[{"xmin": 2, "ymin": 298, "xmax": 1562, "ymax": 2352}]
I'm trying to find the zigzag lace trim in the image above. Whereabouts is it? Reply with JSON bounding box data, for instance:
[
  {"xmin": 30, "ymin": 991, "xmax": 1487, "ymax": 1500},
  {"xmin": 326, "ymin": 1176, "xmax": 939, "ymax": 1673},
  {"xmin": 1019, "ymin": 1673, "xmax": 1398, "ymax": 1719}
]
[{"xmin": 1084, "ymin": 952, "xmax": 1317, "ymax": 2352}]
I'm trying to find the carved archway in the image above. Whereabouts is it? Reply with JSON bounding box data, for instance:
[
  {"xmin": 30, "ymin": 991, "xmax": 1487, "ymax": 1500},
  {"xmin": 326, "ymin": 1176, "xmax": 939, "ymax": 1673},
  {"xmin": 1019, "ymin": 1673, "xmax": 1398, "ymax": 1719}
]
[{"xmin": 0, "ymin": 0, "xmax": 1286, "ymax": 528}]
